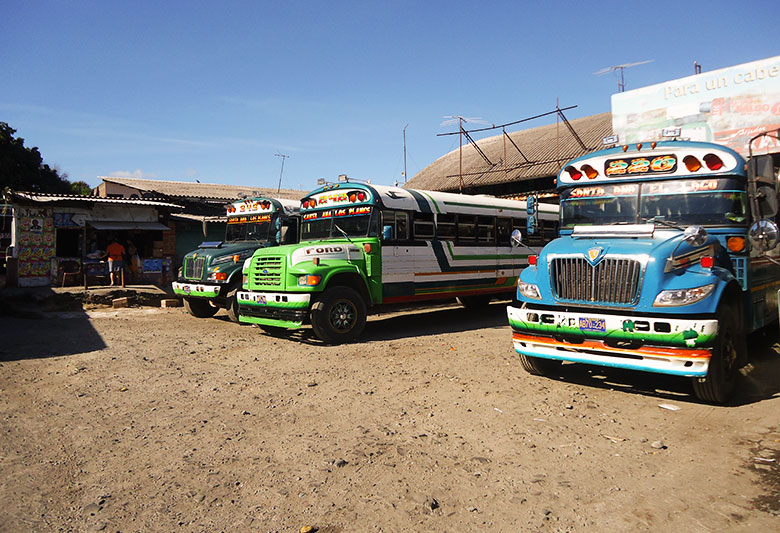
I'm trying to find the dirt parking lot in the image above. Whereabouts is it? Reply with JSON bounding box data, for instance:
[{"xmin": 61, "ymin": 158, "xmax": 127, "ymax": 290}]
[{"xmin": 1, "ymin": 299, "xmax": 780, "ymax": 532}]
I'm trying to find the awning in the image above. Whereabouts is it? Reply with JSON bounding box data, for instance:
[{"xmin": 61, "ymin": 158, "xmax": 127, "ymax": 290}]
[{"xmin": 87, "ymin": 221, "xmax": 171, "ymax": 231}]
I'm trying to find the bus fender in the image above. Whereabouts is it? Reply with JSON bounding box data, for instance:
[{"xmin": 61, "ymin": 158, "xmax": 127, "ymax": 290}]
[{"xmin": 320, "ymin": 269, "xmax": 372, "ymax": 307}]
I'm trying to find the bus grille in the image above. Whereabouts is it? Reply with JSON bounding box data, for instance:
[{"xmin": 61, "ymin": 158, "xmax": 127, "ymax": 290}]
[
  {"xmin": 183, "ymin": 257, "xmax": 206, "ymax": 280},
  {"xmin": 551, "ymin": 257, "xmax": 642, "ymax": 304},
  {"xmin": 251, "ymin": 255, "xmax": 284, "ymax": 287}
]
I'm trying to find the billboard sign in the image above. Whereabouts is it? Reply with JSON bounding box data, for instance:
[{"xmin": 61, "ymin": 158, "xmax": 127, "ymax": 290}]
[{"xmin": 612, "ymin": 55, "xmax": 780, "ymax": 156}]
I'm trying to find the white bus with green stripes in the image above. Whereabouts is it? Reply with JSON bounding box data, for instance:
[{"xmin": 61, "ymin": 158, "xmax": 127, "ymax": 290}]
[{"xmin": 237, "ymin": 182, "xmax": 559, "ymax": 343}]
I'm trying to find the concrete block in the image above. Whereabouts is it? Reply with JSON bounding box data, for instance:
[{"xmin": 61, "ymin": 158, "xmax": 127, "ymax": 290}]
[
  {"xmin": 112, "ymin": 297, "xmax": 131, "ymax": 308},
  {"xmin": 161, "ymin": 298, "xmax": 182, "ymax": 308}
]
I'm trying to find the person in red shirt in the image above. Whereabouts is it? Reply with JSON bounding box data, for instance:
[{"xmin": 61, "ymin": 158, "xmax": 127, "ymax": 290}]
[{"xmin": 105, "ymin": 238, "xmax": 126, "ymax": 286}]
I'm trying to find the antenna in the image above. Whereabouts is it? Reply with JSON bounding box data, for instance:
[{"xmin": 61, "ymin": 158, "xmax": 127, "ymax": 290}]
[
  {"xmin": 403, "ymin": 124, "xmax": 408, "ymax": 184},
  {"xmin": 594, "ymin": 60, "xmax": 654, "ymax": 92},
  {"xmin": 274, "ymin": 152, "xmax": 289, "ymax": 194},
  {"xmin": 441, "ymin": 116, "xmax": 491, "ymax": 192}
]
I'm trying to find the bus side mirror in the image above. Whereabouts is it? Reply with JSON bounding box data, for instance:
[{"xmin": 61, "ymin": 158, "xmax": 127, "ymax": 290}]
[
  {"xmin": 526, "ymin": 195, "xmax": 538, "ymax": 235},
  {"xmin": 749, "ymin": 219, "xmax": 780, "ymax": 252},
  {"xmin": 510, "ymin": 229, "xmax": 523, "ymax": 248}
]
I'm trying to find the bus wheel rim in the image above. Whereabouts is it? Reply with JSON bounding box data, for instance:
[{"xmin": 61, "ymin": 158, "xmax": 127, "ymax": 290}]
[{"xmin": 330, "ymin": 301, "xmax": 355, "ymax": 331}]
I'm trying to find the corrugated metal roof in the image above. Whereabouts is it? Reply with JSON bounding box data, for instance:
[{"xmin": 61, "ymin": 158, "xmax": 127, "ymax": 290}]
[
  {"xmin": 8, "ymin": 191, "xmax": 183, "ymax": 209},
  {"xmin": 99, "ymin": 177, "xmax": 306, "ymax": 201},
  {"xmin": 406, "ymin": 112, "xmax": 613, "ymax": 192}
]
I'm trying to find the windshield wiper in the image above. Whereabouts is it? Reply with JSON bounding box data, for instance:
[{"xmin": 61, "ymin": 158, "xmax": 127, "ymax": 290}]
[{"xmin": 642, "ymin": 216, "xmax": 684, "ymax": 230}]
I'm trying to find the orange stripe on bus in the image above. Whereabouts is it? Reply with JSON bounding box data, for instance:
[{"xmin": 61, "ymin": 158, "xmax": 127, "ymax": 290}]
[{"xmin": 512, "ymin": 333, "xmax": 712, "ymax": 359}]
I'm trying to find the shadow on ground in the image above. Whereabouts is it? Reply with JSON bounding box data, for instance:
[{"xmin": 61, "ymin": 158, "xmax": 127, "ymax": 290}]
[
  {"xmin": 0, "ymin": 287, "xmax": 110, "ymax": 360},
  {"xmin": 534, "ymin": 325, "xmax": 780, "ymax": 406}
]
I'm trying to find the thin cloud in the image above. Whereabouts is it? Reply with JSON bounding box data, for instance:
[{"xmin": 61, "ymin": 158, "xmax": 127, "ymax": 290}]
[{"xmin": 108, "ymin": 169, "xmax": 157, "ymax": 179}]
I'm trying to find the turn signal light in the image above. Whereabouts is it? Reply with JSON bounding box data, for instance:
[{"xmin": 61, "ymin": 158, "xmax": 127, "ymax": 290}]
[
  {"xmin": 363, "ymin": 243, "xmax": 372, "ymax": 253},
  {"xmin": 700, "ymin": 256, "xmax": 714, "ymax": 268},
  {"xmin": 683, "ymin": 155, "xmax": 702, "ymax": 172},
  {"xmin": 215, "ymin": 272, "xmax": 228, "ymax": 281},
  {"xmin": 233, "ymin": 254, "xmax": 240, "ymax": 263},
  {"xmin": 727, "ymin": 236, "xmax": 746, "ymax": 252},
  {"xmin": 703, "ymin": 153, "xmax": 724, "ymax": 170},
  {"xmin": 528, "ymin": 255, "xmax": 538, "ymax": 266}
]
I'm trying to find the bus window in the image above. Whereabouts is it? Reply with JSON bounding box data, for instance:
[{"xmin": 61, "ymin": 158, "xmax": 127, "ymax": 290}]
[
  {"xmin": 478, "ymin": 216, "xmax": 495, "ymax": 244},
  {"xmin": 381, "ymin": 211, "xmax": 409, "ymax": 241},
  {"xmin": 497, "ymin": 217, "xmax": 513, "ymax": 244},
  {"xmin": 437, "ymin": 214, "xmax": 456, "ymax": 241},
  {"xmin": 413, "ymin": 213, "xmax": 435, "ymax": 239},
  {"xmin": 457, "ymin": 215, "xmax": 477, "ymax": 243}
]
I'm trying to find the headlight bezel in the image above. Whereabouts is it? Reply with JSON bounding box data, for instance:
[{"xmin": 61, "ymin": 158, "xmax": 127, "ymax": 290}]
[
  {"xmin": 653, "ymin": 283, "xmax": 715, "ymax": 307},
  {"xmin": 517, "ymin": 281, "xmax": 541, "ymax": 300}
]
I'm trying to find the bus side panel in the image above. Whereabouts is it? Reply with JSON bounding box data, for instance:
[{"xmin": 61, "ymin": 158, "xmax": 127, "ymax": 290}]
[{"xmin": 380, "ymin": 241, "xmax": 524, "ymax": 304}]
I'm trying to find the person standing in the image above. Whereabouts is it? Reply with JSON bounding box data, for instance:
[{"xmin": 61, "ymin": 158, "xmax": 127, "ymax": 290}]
[{"xmin": 106, "ymin": 238, "xmax": 126, "ymax": 286}]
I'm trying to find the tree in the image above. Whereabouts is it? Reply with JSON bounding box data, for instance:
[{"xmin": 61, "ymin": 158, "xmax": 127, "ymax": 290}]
[
  {"xmin": 0, "ymin": 121, "xmax": 73, "ymax": 194},
  {"xmin": 69, "ymin": 180, "xmax": 93, "ymax": 196}
]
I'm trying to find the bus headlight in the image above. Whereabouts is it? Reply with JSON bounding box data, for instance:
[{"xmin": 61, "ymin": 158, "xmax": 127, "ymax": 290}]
[
  {"xmin": 297, "ymin": 275, "xmax": 322, "ymax": 286},
  {"xmin": 517, "ymin": 281, "xmax": 541, "ymax": 300},
  {"xmin": 653, "ymin": 284, "xmax": 714, "ymax": 307}
]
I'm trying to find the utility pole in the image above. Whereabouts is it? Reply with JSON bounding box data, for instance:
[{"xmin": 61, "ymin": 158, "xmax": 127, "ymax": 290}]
[
  {"xmin": 275, "ymin": 152, "xmax": 289, "ymax": 194},
  {"xmin": 403, "ymin": 124, "xmax": 408, "ymax": 184}
]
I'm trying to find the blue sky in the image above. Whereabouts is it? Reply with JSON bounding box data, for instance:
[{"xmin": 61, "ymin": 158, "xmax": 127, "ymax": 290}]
[{"xmin": 2, "ymin": 0, "xmax": 778, "ymax": 192}]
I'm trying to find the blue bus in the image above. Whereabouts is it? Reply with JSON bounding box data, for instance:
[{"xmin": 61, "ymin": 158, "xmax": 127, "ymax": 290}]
[{"xmin": 508, "ymin": 137, "xmax": 780, "ymax": 403}]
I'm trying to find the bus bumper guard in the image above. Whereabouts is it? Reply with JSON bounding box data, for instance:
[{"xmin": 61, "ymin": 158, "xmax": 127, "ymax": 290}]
[
  {"xmin": 507, "ymin": 305, "xmax": 718, "ymax": 377},
  {"xmin": 237, "ymin": 291, "xmax": 311, "ymax": 329}
]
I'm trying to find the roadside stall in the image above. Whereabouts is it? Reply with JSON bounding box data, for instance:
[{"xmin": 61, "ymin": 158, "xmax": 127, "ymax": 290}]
[{"xmin": 3, "ymin": 191, "xmax": 182, "ymax": 288}]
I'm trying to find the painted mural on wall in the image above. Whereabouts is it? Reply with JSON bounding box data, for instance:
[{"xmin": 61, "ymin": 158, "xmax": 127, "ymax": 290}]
[
  {"xmin": 16, "ymin": 207, "xmax": 55, "ymax": 278},
  {"xmin": 612, "ymin": 55, "xmax": 780, "ymax": 156}
]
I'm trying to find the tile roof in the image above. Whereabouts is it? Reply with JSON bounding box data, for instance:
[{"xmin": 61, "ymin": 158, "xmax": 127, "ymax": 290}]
[
  {"xmin": 98, "ymin": 177, "xmax": 306, "ymax": 201},
  {"xmin": 7, "ymin": 191, "xmax": 183, "ymax": 209},
  {"xmin": 405, "ymin": 112, "xmax": 614, "ymax": 192}
]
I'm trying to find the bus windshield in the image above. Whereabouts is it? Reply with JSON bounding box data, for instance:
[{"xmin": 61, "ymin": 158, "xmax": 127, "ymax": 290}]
[
  {"xmin": 560, "ymin": 178, "xmax": 747, "ymax": 228},
  {"xmin": 225, "ymin": 217, "xmax": 273, "ymax": 242},
  {"xmin": 301, "ymin": 208, "xmax": 378, "ymax": 241}
]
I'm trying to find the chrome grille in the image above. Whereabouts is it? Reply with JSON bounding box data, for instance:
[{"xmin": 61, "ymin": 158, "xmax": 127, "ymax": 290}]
[
  {"xmin": 551, "ymin": 257, "xmax": 642, "ymax": 304},
  {"xmin": 251, "ymin": 255, "xmax": 284, "ymax": 287},
  {"xmin": 183, "ymin": 257, "xmax": 206, "ymax": 280}
]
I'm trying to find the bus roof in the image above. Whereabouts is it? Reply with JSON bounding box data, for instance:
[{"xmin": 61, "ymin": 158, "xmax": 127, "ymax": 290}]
[
  {"xmin": 558, "ymin": 140, "xmax": 746, "ymax": 188},
  {"xmin": 301, "ymin": 182, "xmax": 558, "ymax": 217}
]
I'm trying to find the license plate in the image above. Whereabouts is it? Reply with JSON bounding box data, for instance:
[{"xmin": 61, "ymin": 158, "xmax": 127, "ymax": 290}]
[
  {"xmin": 182, "ymin": 285, "xmax": 191, "ymax": 293},
  {"xmin": 256, "ymin": 295, "xmax": 266, "ymax": 304},
  {"xmin": 579, "ymin": 317, "xmax": 606, "ymax": 332}
]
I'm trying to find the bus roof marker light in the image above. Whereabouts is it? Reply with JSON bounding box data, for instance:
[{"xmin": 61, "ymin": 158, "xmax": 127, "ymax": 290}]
[
  {"xmin": 581, "ymin": 164, "xmax": 599, "ymax": 179},
  {"xmin": 683, "ymin": 155, "xmax": 702, "ymax": 172},
  {"xmin": 622, "ymin": 145, "xmax": 629, "ymax": 152},
  {"xmin": 703, "ymin": 153, "xmax": 724, "ymax": 170},
  {"xmin": 564, "ymin": 165, "xmax": 582, "ymax": 180},
  {"xmin": 650, "ymin": 142, "xmax": 657, "ymax": 149},
  {"xmin": 636, "ymin": 143, "xmax": 643, "ymax": 151}
]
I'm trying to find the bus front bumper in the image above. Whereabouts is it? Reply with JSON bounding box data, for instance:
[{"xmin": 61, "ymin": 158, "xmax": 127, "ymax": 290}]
[
  {"xmin": 173, "ymin": 282, "xmax": 220, "ymax": 298},
  {"xmin": 507, "ymin": 305, "xmax": 718, "ymax": 377},
  {"xmin": 237, "ymin": 290, "xmax": 311, "ymax": 329}
]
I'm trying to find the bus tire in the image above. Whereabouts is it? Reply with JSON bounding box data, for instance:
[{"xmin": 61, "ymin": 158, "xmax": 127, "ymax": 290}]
[
  {"xmin": 692, "ymin": 304, "xmax": 742, "ymax": 404},
  {"xmin": 310, "ymin": 286, "xmax": 366, "ymax": 344},
  {"xmin": 225, "ymin": 287, "xmax": 240, "ymax": 323},
  {"xmin": 457, "ymin": 295, "xmax": 492, "ymax": 308},
  {"xmin": 518, "ymin": 353, "xmax": 562, "ymax": 376},
  {"xmin": 184, "ymin": 297, "xmax": 219, "ymax": 318}
]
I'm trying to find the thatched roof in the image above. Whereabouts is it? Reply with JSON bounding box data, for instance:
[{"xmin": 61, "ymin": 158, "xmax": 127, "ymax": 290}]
[{"xmin": 406, "ymin": 112, "xmax": 613, "ymax": 193}]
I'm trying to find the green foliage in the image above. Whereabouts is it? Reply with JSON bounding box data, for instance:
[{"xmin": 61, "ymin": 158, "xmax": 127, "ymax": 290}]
[
  {"xmin": 69, "ymin": 180, "xmax": 93, "ymax": 196},
  {"xmin": 0, "ymin": 121, "xmax": 73, "ymax": 194}
]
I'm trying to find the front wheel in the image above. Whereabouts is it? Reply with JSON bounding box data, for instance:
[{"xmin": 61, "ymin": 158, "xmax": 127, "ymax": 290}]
[
  {"xmin": 518, "ymin": 353, "xmax": 563, "ymax": 376},
  {"xmin": 183, "ymin": 297, "xmax": 219, "ymax": 318},
  {"xmin": 225, "ymin": 287, "xmax": 240, "ymax": 323},
  {"xmin": 310, "ymin": 286, "xmax": 367, "ymax": 344},
  {"xmin": 692, "ymin": 304, "xmax": 744, "ymax": 404}
]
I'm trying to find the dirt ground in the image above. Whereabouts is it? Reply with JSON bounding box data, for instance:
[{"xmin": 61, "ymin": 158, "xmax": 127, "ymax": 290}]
[{"xmin": 1, "ymin": 297, "xmax": 780, "ymax": 532}]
